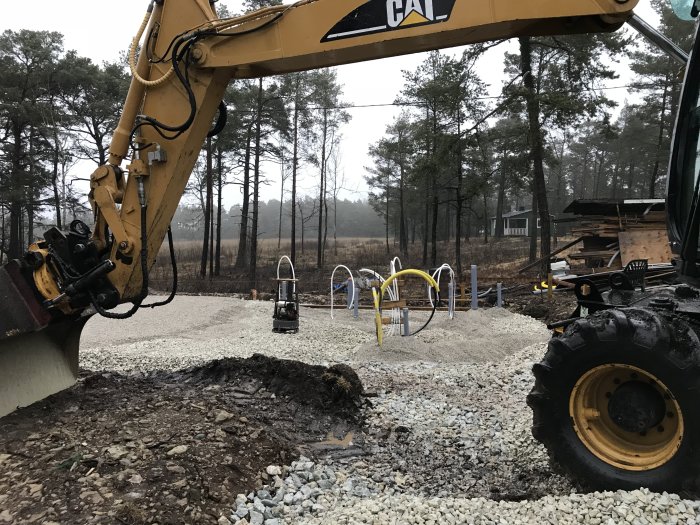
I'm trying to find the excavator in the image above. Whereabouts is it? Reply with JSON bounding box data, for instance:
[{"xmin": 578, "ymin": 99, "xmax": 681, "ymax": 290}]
[{"xmin": 0, "ymin": 0, "xmax": 698, "ymax": 493}]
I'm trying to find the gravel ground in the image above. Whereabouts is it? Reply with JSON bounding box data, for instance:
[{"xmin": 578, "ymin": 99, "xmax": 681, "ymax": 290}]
[{"xmin": 81, "ymin": 296, "xmax": 700, "ymax": 524}]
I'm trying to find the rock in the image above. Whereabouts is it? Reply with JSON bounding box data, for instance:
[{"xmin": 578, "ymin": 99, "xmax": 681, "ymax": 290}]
[
  {"xmin": 128, "ymin": 474, "xmax": 144, "ymax": 485},
  {"xmin": 0, "ymin": 510, "xmax": 13, "ymax": 523},
  {"xmin": 215, "ymin": 410, "xmax": 234, "ymax": 423},
  {"xmin": 79, "ymin": 490, "xmax": 105, "ymax": 505},
  {"xmin": 218, "ymin": 517, "xmax": 232, "ymax": 525},
  {"xmin": 249, "ymin": 510, "xmax": 264, "ymax": 525},
  {"xmin": 253, "ymin": 498, "xmax": 266, "ymax": 514},
  {"xmin": 106, "ymin": 445, "xmax": 128, "ymax": 460},
  {"xmin": 266, "ymin": 465, "xmax": 282, "ymax": 476},
  {"xmin": 166, "ymin": 464, "xmax": 186, "ymax": 474},
  {"xmin": 235, "ymin": 505, "xmax": 249, "ymax": 519},
  {"xmin": 166, "ymin": 445, "xmax": 189, "ymax": 456}
]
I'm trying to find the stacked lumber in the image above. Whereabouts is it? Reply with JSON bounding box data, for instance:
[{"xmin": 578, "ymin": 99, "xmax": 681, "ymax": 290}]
[{"xmin": 567, "ymin": 211, "xmax": 669, "ymax": 270}]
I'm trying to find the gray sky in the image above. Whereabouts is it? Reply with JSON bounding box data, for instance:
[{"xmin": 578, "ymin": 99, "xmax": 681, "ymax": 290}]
[{"xmin": 1, "ymin": 0, "xmax": 660, "ymax": 209}]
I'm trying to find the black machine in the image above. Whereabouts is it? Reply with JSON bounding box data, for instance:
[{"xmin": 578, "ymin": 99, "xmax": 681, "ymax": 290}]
[{"xmin": 273, "ymin": 256, "xmax": 299, "ymax": 333}]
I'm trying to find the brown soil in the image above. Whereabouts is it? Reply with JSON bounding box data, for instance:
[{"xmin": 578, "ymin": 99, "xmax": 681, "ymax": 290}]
[
  {"xmin": 504, "ymin": 290, "xmax": 578, "ymax": 325},
  {"xmin": 0, "ymin": 355, "xmax": 363, "ymax": 525}
]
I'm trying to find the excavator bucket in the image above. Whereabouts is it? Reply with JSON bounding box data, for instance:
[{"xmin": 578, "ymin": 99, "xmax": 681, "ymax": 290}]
[{"xmin": 0, "ymin": 260, "xmax": 87, "ymax": 418}]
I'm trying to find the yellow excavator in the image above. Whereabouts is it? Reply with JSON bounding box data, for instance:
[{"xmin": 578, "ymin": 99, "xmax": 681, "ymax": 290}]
[{"xmin": 1, "ymin": 0, "xmax": 698, "ymax": 492}]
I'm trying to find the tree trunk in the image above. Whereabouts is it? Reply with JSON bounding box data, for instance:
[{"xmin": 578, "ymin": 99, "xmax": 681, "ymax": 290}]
[
  {"xmin": 422, "ymin": 179, "xmax": 430, "ymax": 265},
  {"xmin": 26, "ymin": 128, "xmax": 36, "ymax": 245},
  {"xmin": 209, "ymin": 189, "xmax": 214, "ymax": 280},
  {"xmin": 200, "ymin": 137, "xmax": 213, "ymax": 277},
  {"xmin": 385, "ymin": 189, "xmax": 390, "ymax": 254},
  {"xmin": 51, "ymin": 130, "xmax": 62, "ymax": 230},
  {"xmin": 430, "ymin": 112, "xmax": 438, "ymax": 268},
  {"xmin": 316, "ymin": 108, "xmax": 328, "ymax": 269},
  {"xmin": 649, "ymin": 79, "xmax": 670, "ymax": 198},
  {"xmin": 431, "ymin": 179, "xmax": 439, "ymax": 267},
  {"xmin": 422, "ymin": 106, "xmax": 430, "ymax": 266},
  {"xmin": 482, "ymin": 193, "xmax": 489, "ymax": 245},
  {"xmin": 333, "ymin": 191, "xmax": 338, "ymax": 257},
  {"xmin": 465, "ymin": 197, "xmax": 472, "ymax": 242},
  {"xmin": 249, "ymin": 78, "xmax": 263, "ymax": 287},
  {"xmin": 215, "ymin": 147, "xmax": 223, "ymax": 276},
  {"xmin": 398, "ymin": 159, "xmax": 408, "ymax": 258},
  {"xmin": 455, "ymin": 111, "xmax": 463, "ymax": 274},
  {"xmin": 9, "ymin": 122, "xmax": 24, "ymax": 260},
  {"xmin": 529, "ymin": 191, "xmax": 538, "ymax": 263},
  {"xmin": 298, "ymin": 203, "xmax": 305, "ymax": 253},
  {"xmin": 278, "ymin": 159, "xmax": 284, "ymax": 251},
  {"xmin": 495, "ymin": 146, "xmax": 507, "ymax": 239},
  {"xmin": 291, "ymin": 84, "xmax": 300, "ymax": 266},
  {"xmin": 234, "ymin": 129, "xmax": 252, "ymax": 269},
  {"xmin": 520, "ymin": 36, "xmax": 551, "ymax": 274}
]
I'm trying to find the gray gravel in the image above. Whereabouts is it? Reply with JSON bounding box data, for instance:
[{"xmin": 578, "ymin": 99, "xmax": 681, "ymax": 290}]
[{"xmin": 82, "ymin": 296, "xmax": 700, "ymax": 524}]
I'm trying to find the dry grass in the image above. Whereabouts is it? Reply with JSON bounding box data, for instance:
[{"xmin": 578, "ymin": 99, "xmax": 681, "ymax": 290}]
[{"xmin": 150, "ymin": 236, "xmax": 543, "ymax": 294}]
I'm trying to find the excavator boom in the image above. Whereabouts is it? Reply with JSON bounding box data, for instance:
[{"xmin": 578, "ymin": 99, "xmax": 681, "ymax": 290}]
[{"xmin": 0, "ymin": 0, "xmax": 639, "ymax": 417}]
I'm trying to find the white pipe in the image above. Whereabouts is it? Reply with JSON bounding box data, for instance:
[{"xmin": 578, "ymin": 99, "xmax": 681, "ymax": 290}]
[
  {"xmin": 429, "ymin": 263, "xmax": 456, "ymax": 319},
  {"xmin": 388, "ymin": 258, "xmax": 403, "ymax": 335},
  {"xmin": 277, "ymin": 255, "xmax": 296, "ymax": 293},
  {"xmin": 331, "ymin": 265, "xmax": 355, "ymax": 320}
]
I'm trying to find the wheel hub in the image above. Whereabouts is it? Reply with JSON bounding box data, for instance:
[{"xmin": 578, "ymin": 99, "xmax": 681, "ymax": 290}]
[
  {"xmin": 607, "ymin": 381, "xmax": 667, "ymax": 434},
  {"xmin": 569, "ymin": 364, "xmax": 684, "ymax": 471}
]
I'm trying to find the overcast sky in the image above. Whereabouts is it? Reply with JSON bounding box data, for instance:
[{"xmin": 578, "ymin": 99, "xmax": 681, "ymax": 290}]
[{"xmin": 1, "ymin": 0, "xmax": 660, "ymax": 209}]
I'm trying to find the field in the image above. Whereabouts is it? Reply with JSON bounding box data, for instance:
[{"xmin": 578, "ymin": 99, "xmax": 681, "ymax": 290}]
[{"xmin": 150, "ymin": 237, "xmax": 538, "ymax": 297}]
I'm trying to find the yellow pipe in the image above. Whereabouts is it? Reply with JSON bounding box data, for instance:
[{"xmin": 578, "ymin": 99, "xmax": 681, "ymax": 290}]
[
  {"xmin": 374, "ymin": 269, "xmax": 440, "ymax": 347},
  {"xmin": 380, "ymin": 269, "xmax": 439, "ymax": 297}
]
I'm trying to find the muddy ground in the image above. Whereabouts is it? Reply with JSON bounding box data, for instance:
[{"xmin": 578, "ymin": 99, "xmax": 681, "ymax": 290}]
[
  {"xmin": 0, "ymin": 356, "xmax": 363, "ymax": 525},
  {"xmin": 0, "ymin": 293, "xmax": 555, "ymax": 525}
]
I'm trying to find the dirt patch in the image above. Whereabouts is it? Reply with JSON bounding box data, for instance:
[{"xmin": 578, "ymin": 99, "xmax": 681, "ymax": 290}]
[
  {"xmin": 0, "ymin": 355, "xmax": 363, "ymax": 524},
  {"xmin": 506, "ymin": 291, "xmax": 578, "ymax": 325}
]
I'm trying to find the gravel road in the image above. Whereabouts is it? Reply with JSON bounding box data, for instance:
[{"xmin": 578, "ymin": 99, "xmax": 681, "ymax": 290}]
[{"xmin": 81, "ymin": 296, "xmax": 700, "ymax": 524}]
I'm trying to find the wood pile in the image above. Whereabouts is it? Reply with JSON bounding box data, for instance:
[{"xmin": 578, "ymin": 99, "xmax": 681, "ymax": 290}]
[{"xmin": 567, "ymin": 209, "xmax": 671, "ymax": 270}]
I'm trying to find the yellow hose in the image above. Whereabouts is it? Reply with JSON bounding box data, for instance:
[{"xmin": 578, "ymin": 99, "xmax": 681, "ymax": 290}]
[
  {"xmin": 380, "ymin": 269, "xmax": 439, "ymax": 296},
  {"xmin": 128, "ymin": 0, "xmax": 315, "ymax": 87},
  {"xmin": 129, "ymin": 9, "xmax": 176, "ymax": 88},
  {"xmin": 373, "ymin": 269, "xmax": 439, "ymax": 347}
]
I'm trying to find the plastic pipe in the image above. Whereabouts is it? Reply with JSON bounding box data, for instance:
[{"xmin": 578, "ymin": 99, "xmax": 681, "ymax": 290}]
[
  {"xmin": 471, "ymin": 265, "xmax": 478, "ymax": 310},
  {"xmin": 330, "ymin": 265, "xmax": 355, "ymax": 319}
]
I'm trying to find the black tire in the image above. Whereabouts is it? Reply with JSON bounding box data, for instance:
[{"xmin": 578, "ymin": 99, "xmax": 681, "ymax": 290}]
[{"xmin": 527, "ymin": 307, "xmax": 700, "ymax": 492}]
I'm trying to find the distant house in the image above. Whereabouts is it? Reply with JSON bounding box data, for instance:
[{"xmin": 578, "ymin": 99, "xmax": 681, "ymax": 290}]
[{"xmin": 490, "ymin": 208, "xmax": 538, "ymax": 237}]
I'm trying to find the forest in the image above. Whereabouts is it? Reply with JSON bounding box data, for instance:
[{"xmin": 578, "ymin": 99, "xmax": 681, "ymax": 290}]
[{"xmin": 0, "ymin": 0, "xmax": 695, "ymax": 281}]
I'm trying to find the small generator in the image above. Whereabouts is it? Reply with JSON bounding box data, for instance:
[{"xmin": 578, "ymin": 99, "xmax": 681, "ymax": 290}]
[{"xmin": 273, "ymin": 256, "xmax": 299, "ymax": 333}]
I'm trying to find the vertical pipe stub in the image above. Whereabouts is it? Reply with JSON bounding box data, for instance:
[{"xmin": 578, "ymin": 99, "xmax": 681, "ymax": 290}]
[{"xmin": 471, "ymin": 265, "xmax": 478, "ymax": 310}]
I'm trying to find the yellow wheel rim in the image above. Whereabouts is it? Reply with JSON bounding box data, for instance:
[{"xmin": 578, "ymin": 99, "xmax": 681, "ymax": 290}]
[{"xmin": 569, "ymin": 364, "xmax": 684, "ymax": 471}]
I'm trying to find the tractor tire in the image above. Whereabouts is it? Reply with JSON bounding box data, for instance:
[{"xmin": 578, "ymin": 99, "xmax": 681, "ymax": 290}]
[{"xmin": 527, "ymin": 307, "xmax": 700, "ymax": 492}]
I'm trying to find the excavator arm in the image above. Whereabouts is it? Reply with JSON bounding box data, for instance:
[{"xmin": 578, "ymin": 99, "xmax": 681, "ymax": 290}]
[
  {"xmin": 0, "ymin": 0, "xmax": 638, "ymax": 416},
  {"xmin": 104, "ymin": 0, "xmax": 639, "ymax": 303}
]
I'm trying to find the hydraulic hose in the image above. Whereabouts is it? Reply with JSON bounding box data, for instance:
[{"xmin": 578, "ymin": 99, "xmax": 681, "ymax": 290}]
[
  {"xmin": 129, "ymin": 2, "xmax": 176, "ymax": 88},
  {"xmin": 90, "ymin": 178, "xmax": 149, "ymax": 319}
]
